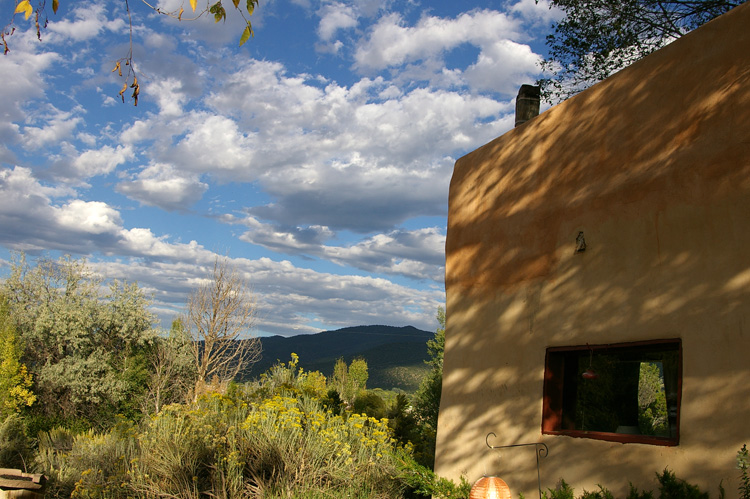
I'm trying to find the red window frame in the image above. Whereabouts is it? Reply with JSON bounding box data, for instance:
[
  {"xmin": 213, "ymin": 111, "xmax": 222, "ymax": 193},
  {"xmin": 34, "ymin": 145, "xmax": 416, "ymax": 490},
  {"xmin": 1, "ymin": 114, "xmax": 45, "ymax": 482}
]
[{"xmin": 542, "ymin": 339, "xmax": 682, "ymax": 446}]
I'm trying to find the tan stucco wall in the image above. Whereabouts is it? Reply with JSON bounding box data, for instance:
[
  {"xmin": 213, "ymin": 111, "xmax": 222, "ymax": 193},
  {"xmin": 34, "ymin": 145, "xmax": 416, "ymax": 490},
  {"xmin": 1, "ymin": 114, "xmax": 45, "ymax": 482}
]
[{"xmin": 436, "ymin": 3, "xmax": 750, "ymax": 497}]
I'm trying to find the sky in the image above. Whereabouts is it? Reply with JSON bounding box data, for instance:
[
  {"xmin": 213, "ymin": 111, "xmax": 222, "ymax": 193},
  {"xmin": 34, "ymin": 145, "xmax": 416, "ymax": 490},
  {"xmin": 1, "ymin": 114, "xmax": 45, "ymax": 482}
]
[{"xmin": 0, "ymin": 0, "xmax": 561, "ymax": 337}]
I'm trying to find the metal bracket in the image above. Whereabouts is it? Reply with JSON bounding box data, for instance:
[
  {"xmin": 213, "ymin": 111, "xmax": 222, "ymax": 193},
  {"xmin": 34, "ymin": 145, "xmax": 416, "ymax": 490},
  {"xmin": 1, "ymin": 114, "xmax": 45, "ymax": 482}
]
[{"xmin": 485, "ymin": 432, "xmax": 549, "ymax": 499}]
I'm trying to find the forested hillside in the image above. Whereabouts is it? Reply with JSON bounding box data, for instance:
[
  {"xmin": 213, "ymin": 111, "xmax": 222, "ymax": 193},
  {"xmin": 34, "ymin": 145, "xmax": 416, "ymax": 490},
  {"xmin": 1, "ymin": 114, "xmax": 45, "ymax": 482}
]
[{"xmin": 244, "ymin": 325, "xmax": 433, "ymax": 391}]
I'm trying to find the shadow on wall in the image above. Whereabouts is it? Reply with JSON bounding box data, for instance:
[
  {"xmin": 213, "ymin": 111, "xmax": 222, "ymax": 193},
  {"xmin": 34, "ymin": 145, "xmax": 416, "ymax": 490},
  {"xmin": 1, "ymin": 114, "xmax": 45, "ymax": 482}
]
[{"xmin": 437, "ymin": 2, "xmax": 750, "ymax": 496}]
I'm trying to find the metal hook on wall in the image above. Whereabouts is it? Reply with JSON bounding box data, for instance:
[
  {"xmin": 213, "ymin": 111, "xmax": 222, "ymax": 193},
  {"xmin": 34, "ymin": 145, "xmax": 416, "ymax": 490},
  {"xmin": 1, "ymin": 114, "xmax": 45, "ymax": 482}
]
[{"xmin": 484, "ymin": 432, "xmax": 549, "ymax": 499}]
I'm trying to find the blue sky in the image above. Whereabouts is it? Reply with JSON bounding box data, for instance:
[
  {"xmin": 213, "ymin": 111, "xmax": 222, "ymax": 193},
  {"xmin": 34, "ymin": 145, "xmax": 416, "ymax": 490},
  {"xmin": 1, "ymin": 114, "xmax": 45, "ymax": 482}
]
[{"xmin": 0, "ymin": 0, "xmax": 560, "ymax": 336}]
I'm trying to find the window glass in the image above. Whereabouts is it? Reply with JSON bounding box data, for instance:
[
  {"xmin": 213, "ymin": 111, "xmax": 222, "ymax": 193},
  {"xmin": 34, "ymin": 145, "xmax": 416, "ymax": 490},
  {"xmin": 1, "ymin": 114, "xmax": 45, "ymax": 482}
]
[{"xmin": 543, "ymin": 340, "xmax": 680, "ymax": 445}]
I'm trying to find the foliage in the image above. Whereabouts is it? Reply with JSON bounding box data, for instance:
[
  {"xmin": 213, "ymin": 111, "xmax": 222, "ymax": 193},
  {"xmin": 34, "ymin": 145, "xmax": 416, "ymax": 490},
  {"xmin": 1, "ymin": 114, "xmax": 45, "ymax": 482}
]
[
  {"xmin": 396, "ymin": 455, "xmax": 471, "ymax": 499},
  {"xmin": 538, "ymin": 0, "xmax": 743, "ymax": 102},
  {"xmin": 353, "ymin": 390, "xmax": 388, "ymax": 420},
  {"xmin": 625, "ymin": 483, "xmax": 654, "ymax": 499},
  {"xmin": 2, "ymin": 253, "xmax": 156, "ymax": 428},
  {"xmin": 141, "ymin": 319, "xmax": 197, "ymax": 415},
  {"xmin": 0, "ymin": 296, "xmax": 35, "ymax": 418},
  {"xmin": 738, "ymin": 445, "xmax": 750, "ymax": 499},
  {"xmin": 655, "ymin": 468, "xmax": 708, "ymax": 499},
  {"xmin": 410, "ymin": 306, "xmax": 446, "ymax": 467},
  {"xmin": 579, "ymin": 485, "xmax": 615, "ymax": 499},
  {"xmin": 543, "ymin": 479, "xmax": 575, "ymax": 499},
  {"xmin": 184, "ymin": 257, "xmax": 261, "ymax": 396},
  {"xmin": 3, "ymin": 0, "xmax": 260, "ymax": 105},
  {"xmin": 30, "ymin": 355, "xmax": 459, "ymax": 499},
  {"xmin": 0, "ymin": 414, "xmax": 34, "ymax": 469},
  {"xmin": 35, "ymin": 420, "xmax": 137, "ymax": 499},
  {"xmin": 637, "ymin": 362, "xmax": 668, "ymax": 435},
  {"xmin": 413, "ymin": 307, "xmax": 445, "ymax": 426},
  {"xmin": 330, "ymin": 356, "xmax": 370, "ymax": 406}
]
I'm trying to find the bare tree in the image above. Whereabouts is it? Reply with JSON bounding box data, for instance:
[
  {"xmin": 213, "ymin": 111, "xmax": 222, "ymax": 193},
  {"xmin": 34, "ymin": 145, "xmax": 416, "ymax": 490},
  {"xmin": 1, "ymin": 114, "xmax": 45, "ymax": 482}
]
[{"xmin": 183, "ymin": 257, "xmax": 261, "ymax": 395}]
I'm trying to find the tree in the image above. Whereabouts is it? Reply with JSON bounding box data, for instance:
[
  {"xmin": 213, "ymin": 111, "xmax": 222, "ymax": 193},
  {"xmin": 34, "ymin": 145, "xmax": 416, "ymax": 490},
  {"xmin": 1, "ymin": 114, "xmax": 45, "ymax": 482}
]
[
  {"xmin": 330, "ymin": 357, "xmax": 369, "ymax": 406},
  {"xmin": 411, "ymin": 306, "xmax": 446, "ymax": 468},
  {"xmin": 538, "ymin": 0, "xmax": 743, "ymax": 101},
  {"xmin": 3, "ymin": 0, "xmax": 259, "ymax": 105},
  {"xmin": 1, "ymin": 253, "xmax": 156, "ymax": 427},
  {"xmin": 142, "ymin": 319, "xmax": 197, "ymax": 414},
  {"xmin": 183, "ymin": 257, "xmax": 261, "ymax": 396},
  {"xmin": 414, "ymin": 306, "xmax": 445, "ymax": 427},
  {"xmin": 0, "ymin": 296, "xmax": 35, "ymax": 418}
]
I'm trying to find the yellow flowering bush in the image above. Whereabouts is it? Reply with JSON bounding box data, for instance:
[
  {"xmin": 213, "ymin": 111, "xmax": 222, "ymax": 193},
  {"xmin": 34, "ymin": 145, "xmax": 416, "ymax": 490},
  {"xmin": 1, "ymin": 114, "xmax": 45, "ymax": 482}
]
[{"xmin": 31, "ymin": 356, "xmax": 434, "ymax": 499}]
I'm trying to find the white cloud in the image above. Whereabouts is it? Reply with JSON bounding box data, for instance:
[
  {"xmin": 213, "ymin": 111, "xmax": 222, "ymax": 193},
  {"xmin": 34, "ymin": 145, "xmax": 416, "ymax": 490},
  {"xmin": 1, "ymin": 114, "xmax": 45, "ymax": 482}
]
[
  {"xmin": 169, "ymin": 114, "xmax": 258, "ymax": 180},
  {"xmin": 116, "ymin": 162, "xmax": 208, "ymax": 210},
  {"xmin": 236, "ymin": 215, "xmax": 445, "ymax": 281},
  {"xmin": 463, "ymin": 39, "xmax": 542, "ymax": 93},
  {"xmin": 318, "ymin": 2, "xmax": 359, "ymax": 41},
  {"xmin": 206, "ymin": 61, "xmax": 512, "ymax": 231},
  {"xmin": 73, "ymin": 144, "xmax": 135, "ymax": 177},
  {"xmin": 56, "ymin": 199, "xmax": 123, "ymax": 234},
  {"xmin": 22, "ymin": 108, "xmax": 83, "ymax": 149},
  {"xmin": 354, "ymin": 10, "xmax": 519, "ymax": 71},
  {"xmin": 93, "ymin": 254, "xmax": 444, "ymax": 335},
  {"xmin": 48, "ymin": 3, "xmax": 127, "ymax": 41}
]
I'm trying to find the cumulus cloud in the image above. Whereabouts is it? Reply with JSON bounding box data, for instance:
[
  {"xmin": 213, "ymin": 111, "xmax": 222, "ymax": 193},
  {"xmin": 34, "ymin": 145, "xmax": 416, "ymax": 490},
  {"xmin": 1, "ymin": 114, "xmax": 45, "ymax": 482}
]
[
  {"xmin": 72, "ymin": 145, "xmax": 135, "ymax": 177},
  {"xmin": 94, "ymin": 255, "xmax": 444, "ymax": 335},
  {"xmin": 1, "ymin": 0, "xmax": 554, "ymax": 336},
  {"xmin": 236, "ymin": 215, "xmax": 445, "ymax": 281},
  {"xmin": 318, "ymin": 2, "xmax": 359, "ymax": 41},
  {"xmin": 352, "ymin": 8, "xmax": 545, "ymax": 93},
  {"xmin": 207, "ymin": 61, "xmax": 511, "ymax": 231},
  {"xmin": 21, "ymin": 108, "xmax": 83, "ymax": 149},
  {"xmin": 48, "ymin": 3, "xmax": 127, "ymax": 41},
  {"xmin": 116, "ymin": 162, "xmax": 209, "ymax": 211},
  {"xmin": 354, "ymin": 10, "xmax": 519, "ymax": 70}
]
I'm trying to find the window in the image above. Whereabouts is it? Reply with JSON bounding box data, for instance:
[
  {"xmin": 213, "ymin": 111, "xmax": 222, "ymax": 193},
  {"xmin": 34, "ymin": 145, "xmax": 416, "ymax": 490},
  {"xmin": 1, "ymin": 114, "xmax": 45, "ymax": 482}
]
[{"xmin": 542, "ymin": 339, "xmax": 681, "ymax": 445}]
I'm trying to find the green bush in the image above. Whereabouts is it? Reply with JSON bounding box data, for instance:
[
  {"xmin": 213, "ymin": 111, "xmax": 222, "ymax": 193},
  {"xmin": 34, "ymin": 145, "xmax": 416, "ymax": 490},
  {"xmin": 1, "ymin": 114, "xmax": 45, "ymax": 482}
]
[
  {"xmin": 656, "ymin": 468, "xmax": 708, "ymax": 499},
  {"xmin": 543, "ymin": 479, "xmax": 575, "ymax": 499},
  {"xmin": 35, "ymin": 420, "xmax": 136, "ymax": 499},
  {"xmin": 738, "ymin": 444, "xmax": 750, "ymax": 499},
  {"xmin": 0, "ymin": 414, "xmax": 33, "ymax": 469}
]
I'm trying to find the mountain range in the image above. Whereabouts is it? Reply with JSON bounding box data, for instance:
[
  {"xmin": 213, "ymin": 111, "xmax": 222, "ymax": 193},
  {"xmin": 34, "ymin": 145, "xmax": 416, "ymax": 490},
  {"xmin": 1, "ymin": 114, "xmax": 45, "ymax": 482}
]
[{"xmin": 242, "ymin": 325, "xmax": 435, "ymax": 392}]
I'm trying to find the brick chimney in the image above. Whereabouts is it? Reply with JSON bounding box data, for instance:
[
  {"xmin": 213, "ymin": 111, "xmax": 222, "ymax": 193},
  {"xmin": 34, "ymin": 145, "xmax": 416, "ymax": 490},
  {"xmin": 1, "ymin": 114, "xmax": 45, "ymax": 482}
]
[{"xmin": 515, "ymin": 84, "xmax": 540, "ymax": 127}]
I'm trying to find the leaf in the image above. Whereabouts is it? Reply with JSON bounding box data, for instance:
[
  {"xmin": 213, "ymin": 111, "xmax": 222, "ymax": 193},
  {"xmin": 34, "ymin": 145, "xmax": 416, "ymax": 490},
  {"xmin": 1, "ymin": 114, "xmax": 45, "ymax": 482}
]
[
  {"xmin": 112, "ymin": 61, "xmax": 121, "ymax": 74},
  {"xmin": 14, "ymin": 0, "xmax": 33, "ymax": 20},
  {"xmin": 52, "ymin": 0, "xmax": 59, "ymax": 14},
  {"xmin": 246, "ymin": 0, "xmax": 255, "ymax": 15},
  {"xmin": 189, "ymin": 0, "xmax": 197, "ymax": 12},
  {"xmin": 239, "ymin": 24, "xmax": 252, "ymax": 46},
  {"xmin": 232, "ymin": 0, "xmax": 239, "ymax": 8},
  {"xmin": 119, "ymin": 82, "xmax": 127, "ymax": 103},
  {"xmin": 209, "ymin": 1, "xmax": 226, "ymax": 22},
  {"xmin": 178, "ymin": 6, "xmax": 184, "ymax": 20}
]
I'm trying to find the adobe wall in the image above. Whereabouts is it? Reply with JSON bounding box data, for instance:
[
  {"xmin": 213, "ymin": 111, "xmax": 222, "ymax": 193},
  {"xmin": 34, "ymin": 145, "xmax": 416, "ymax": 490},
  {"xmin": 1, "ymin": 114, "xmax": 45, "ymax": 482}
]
[{"xmin": 436, "ymin": 3, "xmax": 750, "ymax": 497}]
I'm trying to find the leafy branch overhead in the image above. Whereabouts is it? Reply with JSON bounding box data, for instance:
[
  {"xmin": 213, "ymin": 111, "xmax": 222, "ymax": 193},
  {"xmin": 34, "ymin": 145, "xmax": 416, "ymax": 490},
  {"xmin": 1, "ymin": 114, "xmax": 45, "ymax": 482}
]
[
  {"xmin": 3, "ymin": 0, "xmax": 259, "ymax": 106},
  {"xmin": 537, "ymin": 0, "xmax": 743, "ymax": 102}
]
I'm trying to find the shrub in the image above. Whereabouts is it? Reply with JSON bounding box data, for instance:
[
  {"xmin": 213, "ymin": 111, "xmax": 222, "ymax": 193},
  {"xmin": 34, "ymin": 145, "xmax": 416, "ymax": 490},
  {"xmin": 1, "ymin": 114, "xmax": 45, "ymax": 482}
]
[
  {"xmin": 544, "ymin": 479, "xmax": 575, "ymax": 499},
  {"xmin": 35, "ymin": 420, "xmax": 136, "ymax": 499},
  {"xmin": 738, "ymin": 444, "xmax": 750, "ymax": 499},
  {"xmin": 656, "ymin": 468, "xmax": 708, "ymax": 499},
  {"xmin": 0, "ymin": 414, "xmax": 33, "ymax": 469},
  {"xmin": 580, "ymin": 485, "xmax": 614, "ymax": 499}
]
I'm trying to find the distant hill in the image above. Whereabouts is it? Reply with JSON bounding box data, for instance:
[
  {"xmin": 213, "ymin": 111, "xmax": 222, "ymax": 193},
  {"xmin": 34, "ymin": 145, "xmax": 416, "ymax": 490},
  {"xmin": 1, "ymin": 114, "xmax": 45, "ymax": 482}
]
[{"xmin": 240, "ymin": 325, "xmax": 434, "ymax": 393}]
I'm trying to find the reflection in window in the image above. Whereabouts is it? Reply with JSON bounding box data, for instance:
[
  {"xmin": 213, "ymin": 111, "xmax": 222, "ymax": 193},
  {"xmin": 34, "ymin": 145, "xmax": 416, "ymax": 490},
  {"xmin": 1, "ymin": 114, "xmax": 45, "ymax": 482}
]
[{"xmin": 543, "ymin": 340, "xmax": 681, "ymax": 445}]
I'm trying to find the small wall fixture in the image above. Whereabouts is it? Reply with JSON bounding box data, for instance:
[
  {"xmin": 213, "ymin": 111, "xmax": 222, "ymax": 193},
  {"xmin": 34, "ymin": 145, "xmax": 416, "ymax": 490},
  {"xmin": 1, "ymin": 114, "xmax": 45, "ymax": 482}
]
[
  {"xmin": 575, "ymin": 231, "xmax": 586, "ymax": 253},
  {"xmin": 470, "ymin": 476, "xmax": 511, "ymax": 499}
]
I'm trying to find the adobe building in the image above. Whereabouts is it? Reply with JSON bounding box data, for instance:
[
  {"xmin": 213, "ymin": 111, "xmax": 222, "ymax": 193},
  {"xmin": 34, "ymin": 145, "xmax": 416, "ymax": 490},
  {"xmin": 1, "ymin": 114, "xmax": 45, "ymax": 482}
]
[{"xmin": 435, "ymin": 2, "xmax": 750, "ymax": 497}]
